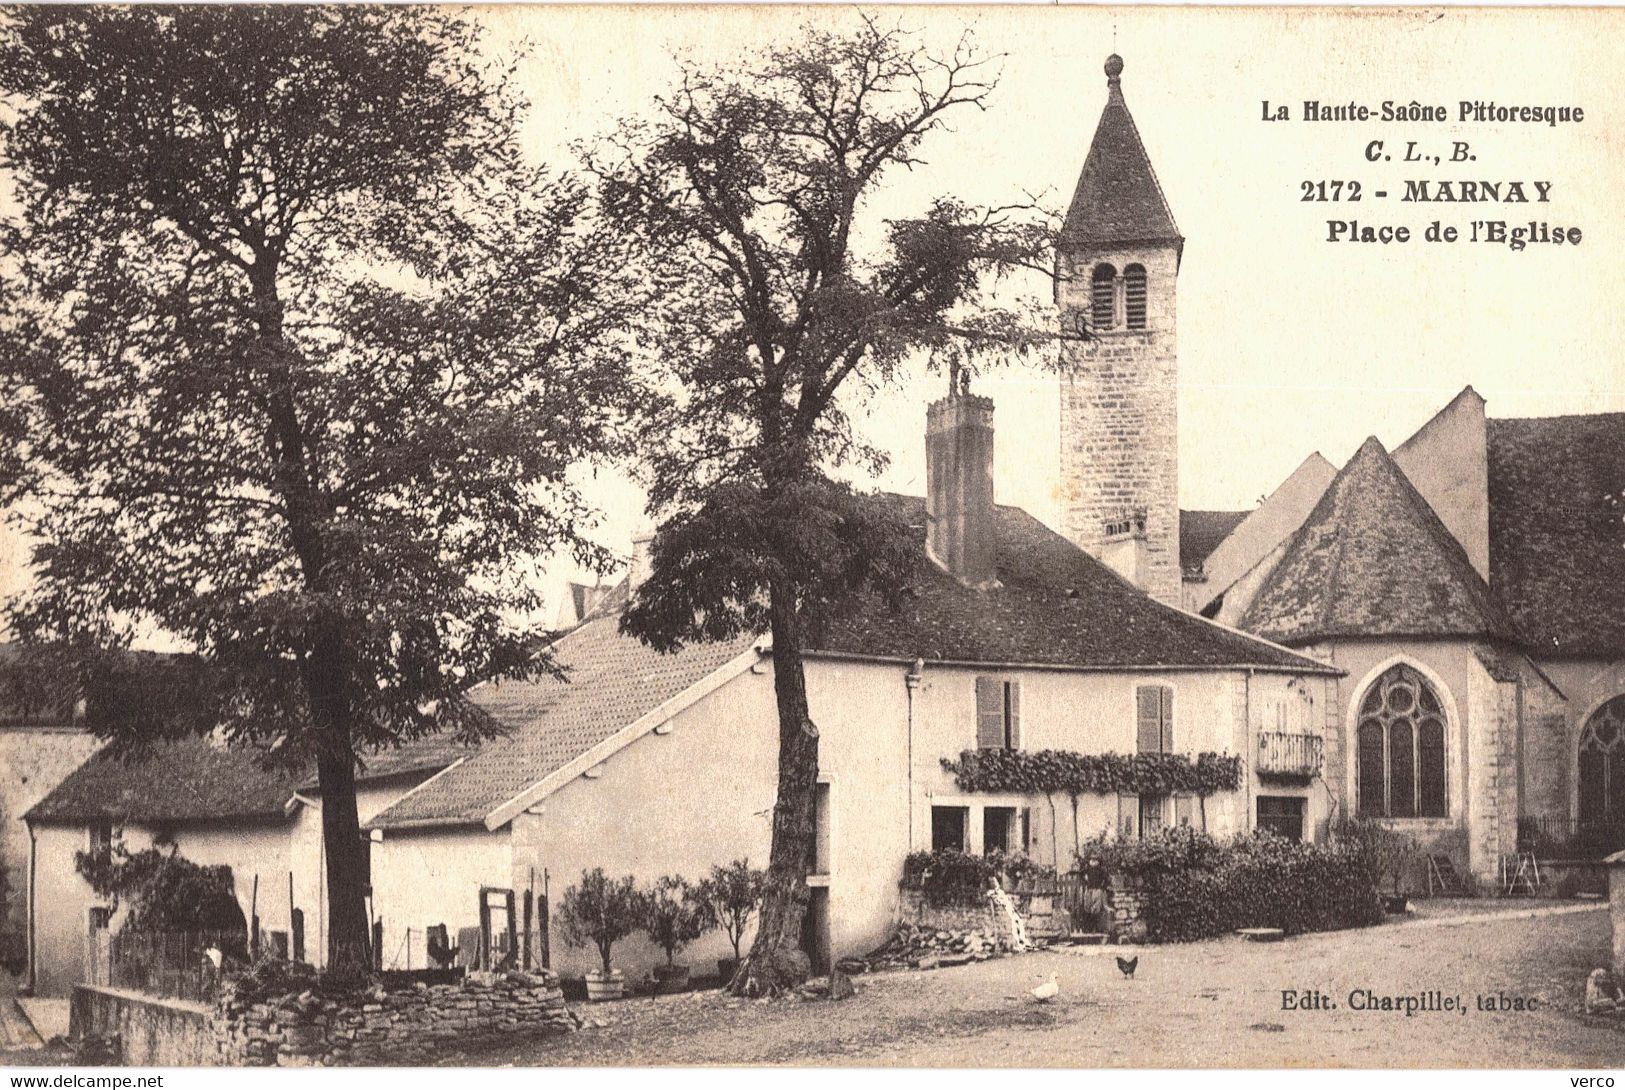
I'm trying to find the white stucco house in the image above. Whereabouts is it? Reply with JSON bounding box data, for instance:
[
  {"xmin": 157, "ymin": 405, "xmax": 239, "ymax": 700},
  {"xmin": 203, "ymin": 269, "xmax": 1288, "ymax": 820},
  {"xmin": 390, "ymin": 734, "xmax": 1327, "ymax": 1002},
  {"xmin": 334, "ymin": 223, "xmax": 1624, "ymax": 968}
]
[{"xmin": 23, "ymin": 385, "xmax": 1339, "ymax": 994}]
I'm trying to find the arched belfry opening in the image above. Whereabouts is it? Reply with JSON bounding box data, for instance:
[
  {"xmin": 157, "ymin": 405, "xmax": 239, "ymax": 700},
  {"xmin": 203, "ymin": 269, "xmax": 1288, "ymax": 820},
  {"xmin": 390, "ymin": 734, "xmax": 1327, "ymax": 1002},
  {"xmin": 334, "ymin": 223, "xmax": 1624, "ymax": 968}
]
[{"xmin": 1055, "ymin": 55, "xmax": 1185, "ymax": 605}]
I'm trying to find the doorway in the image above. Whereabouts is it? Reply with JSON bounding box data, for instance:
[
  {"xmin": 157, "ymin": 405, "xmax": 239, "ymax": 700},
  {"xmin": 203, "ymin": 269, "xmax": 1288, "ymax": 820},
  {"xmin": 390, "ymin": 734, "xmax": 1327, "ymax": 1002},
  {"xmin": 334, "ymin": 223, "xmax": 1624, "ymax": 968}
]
[{"xmin": 799, "ymin": 887, "xmax": 830, "ymax": 975}]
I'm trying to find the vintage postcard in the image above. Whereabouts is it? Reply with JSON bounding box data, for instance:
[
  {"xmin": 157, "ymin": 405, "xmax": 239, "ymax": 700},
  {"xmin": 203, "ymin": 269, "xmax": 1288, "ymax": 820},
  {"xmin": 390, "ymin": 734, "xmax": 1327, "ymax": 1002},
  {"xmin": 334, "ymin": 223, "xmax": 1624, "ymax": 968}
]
[{"xmin": 0, "ymin": 3, "xmax": 1621, "ymax": 1076}]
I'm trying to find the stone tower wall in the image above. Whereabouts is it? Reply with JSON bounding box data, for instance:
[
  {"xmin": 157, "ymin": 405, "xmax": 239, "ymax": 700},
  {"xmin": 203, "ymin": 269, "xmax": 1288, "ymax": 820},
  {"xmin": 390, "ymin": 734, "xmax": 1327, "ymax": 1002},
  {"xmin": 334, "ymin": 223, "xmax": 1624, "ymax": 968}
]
[{"xmin": 1057, "ymin": 242, "xmax": 1181, "ymax": 606}]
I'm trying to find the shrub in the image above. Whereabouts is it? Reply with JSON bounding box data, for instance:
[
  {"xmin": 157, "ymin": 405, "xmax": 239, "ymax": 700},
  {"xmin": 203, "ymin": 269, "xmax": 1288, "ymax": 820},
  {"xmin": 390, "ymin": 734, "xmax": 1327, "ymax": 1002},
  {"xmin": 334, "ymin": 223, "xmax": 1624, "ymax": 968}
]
[
  {"xmin": 641, "ymin": 875, "xmax": 711, "ymax": 967},
  {"xmin": 73, "ymin": 839, "xmax": 249, "ymax": 958},
  {"xmin": 697, "ymin": 860, "xmax": 764, "ymax": 963},
  {"xmin": 560, "ymin": 868, "xmax": 645, "ymax": 976},
  {"xmin": 1075, "ymin": 828, "xmax": 1383, "ymax": 942}
]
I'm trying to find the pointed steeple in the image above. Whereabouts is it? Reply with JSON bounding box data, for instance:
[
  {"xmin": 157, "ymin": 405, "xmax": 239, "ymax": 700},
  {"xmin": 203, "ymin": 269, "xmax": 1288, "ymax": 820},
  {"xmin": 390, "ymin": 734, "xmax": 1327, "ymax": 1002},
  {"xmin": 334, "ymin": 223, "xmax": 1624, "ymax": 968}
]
[{"xmin": 1059, "ymin": 55, "xmax": 1182, "ymax": 253}]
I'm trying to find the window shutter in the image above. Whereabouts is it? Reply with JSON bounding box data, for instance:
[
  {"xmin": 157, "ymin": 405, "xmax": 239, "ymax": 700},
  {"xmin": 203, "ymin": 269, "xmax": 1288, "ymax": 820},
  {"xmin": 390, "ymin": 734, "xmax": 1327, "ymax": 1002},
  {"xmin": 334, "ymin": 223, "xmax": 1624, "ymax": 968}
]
[
  {"xmin": 976, "ymin": 677, "xmax": 1004, "ymax": 750},
  {"xmin": 1174, "ymin": 795, "xmax": 1195, "ymax": 828},
  {"xmin": 1006, "ymin": 681, "xmax": 1023, "ymax": 750},
  {"xmin": 1117, "ymin": 794, "xmax": 1137, "ymax": 837},
  {"xmin": 1160, "ymin": 686, "xmax": 1175, "ymax": 753},
  {"xmin": 1136, "ymin": 687, "xmax": 1162, "ymax": 753}
]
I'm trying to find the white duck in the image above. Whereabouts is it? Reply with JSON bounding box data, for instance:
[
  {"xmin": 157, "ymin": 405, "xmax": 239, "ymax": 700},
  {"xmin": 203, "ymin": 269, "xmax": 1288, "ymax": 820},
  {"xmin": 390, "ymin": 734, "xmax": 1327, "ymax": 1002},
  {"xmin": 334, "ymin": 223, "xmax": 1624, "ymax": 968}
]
[{"xmin": 1029, "ymin": 972, "xmax": 1060, "ymax": 1003}]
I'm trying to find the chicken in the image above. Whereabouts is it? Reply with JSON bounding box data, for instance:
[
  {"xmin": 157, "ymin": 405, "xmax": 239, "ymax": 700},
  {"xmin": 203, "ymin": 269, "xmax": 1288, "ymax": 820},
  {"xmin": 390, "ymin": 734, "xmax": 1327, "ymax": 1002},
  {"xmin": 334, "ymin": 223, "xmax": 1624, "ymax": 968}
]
[
  {"xmin": 1029, "ymin": 972, "xmax": 1060, "ymax": 1003},
  {"xmin": 1116, "ymin": 955, "xmax": 1138, "ymax": 979}
]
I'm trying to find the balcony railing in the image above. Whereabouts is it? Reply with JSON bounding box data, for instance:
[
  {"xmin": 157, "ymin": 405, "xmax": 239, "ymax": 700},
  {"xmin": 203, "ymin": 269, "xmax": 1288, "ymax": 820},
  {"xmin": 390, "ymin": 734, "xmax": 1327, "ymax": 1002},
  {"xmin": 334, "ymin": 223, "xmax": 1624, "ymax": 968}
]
[
  {"xmin": 1257, "ymin": 732, "xmax": 1323, "ymax": 781},
  {"xmin": 1517, "ymin": 815, "xmax": 1625, "ymax": 861}
]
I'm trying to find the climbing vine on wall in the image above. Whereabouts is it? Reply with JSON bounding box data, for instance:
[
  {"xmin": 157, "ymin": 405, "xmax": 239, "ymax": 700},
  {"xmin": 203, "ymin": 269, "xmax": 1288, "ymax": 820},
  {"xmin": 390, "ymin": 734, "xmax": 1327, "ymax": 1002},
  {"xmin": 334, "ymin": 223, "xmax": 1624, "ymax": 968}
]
[{"xmin": 941, "ymin": 748, "xmax": 1244, "ymax": 797}]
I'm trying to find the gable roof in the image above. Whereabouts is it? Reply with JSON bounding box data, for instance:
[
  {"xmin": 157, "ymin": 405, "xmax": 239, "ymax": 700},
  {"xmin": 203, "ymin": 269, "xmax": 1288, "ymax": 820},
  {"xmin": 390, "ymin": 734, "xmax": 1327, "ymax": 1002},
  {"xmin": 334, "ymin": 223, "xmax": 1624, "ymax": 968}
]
[
  {"xmin": 1060, "ymin": 55, "xmax": 1182, "ymax": 252},
  {"xmin": 1488, "ymin": 412, "xmax": 1625, "ymax": 657},
  {"xmin": 367, "ymin": 620, "xmax": 762, "ymax": 830},
  {"xmin": 369, "ymin": 491, "xmax": 1334, "ymax": 831},
  {"xmin": 817, "ymin": 494, "xmax": 1332, "ymax": 673},
  {"xmin": 1180, "ymin": 510, "xmax": 1248, "ymax": 574},
  {"xmin": 1240, "ymin": 437, "xmax": 1518, "ymax": 646},
  {"xmin": 26, "ymin": 735, "xmax": 300, "ymax": 825}
]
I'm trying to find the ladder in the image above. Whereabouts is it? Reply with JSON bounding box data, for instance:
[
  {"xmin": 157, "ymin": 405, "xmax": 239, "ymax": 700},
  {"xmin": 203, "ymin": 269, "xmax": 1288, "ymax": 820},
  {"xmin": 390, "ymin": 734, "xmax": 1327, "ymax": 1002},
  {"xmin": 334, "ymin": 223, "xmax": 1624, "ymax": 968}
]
[
  {"xmin": 1427, "ymin": 854, "xmax": 1465, "ymax": 896},
  {"xmin": 1502, "ymin": 851, "xmax": 1541, "ymax": 896}
]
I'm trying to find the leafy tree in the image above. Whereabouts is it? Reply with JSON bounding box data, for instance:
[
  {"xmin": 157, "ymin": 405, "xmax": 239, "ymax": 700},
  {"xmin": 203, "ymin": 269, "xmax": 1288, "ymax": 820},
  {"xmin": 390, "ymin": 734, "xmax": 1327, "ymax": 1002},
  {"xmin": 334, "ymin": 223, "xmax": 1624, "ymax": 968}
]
[
  {"xmin": 560, "ymin": 868, "xmax": 645, "ymax": 977},
  {"xmin": 0, "ymin": 7, "xmax": 638, "ymax": 983},
  {"xmin": 602, "ymin": 18, "xmax": 1050, "ymax": 994},
  {"xmin": 641, "ymin": 874, "xmax": 711, "ymax": 968},
  {"xmin": 697, "ymin": 859, "xmax": 765, "ymax": 964}
]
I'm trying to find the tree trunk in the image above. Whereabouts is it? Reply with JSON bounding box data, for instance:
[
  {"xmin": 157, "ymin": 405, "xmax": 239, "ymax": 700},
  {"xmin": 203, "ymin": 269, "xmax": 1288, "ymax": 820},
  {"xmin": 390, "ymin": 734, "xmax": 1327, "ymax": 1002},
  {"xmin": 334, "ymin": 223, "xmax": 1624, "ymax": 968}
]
[
  {"xmin": 314, "ymin": 732, "xmax": 373, "ymax": 986},
  {"xmin": 729, "ymin": 576, "xmax": 817, "ymax": 997},
  {"xmin": 306, "ymin": 637, "xmax": 372, "ymax": 987},
  {"xmin": 251, "ymin": 272, "xmax": 372, "ymax": 988}
]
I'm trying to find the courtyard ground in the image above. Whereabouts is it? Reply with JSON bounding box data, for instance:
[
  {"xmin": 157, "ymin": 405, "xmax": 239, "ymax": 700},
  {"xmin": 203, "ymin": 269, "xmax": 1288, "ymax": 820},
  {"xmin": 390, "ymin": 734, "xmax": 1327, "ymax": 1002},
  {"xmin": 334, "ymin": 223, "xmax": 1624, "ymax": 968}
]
[{"xmin": 435, "ymin": 902, "xmax": 1624, "ymax": 1068}]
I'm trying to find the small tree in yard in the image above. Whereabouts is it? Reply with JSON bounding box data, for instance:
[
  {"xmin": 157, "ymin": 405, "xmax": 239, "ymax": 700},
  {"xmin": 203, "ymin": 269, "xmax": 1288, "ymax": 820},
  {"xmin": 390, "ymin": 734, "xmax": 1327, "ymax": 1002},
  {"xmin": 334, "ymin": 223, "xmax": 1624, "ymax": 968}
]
[
  {"xmin": 699, "ymin": 859, "xmax": 765, "ymax": 965},
  {"xmin": 642, "ymin": 875, "xmax": 711, "ymax": 971},
  {"xmin": 604, "ymin": 17, "xmax": 1052, "ymax": 997},
  {"xmin": 0, "ymin": 7, "xmax": 638, "ymax": 985},
  {"xmin": 560, "ymin": 869, "xmax": 645, "ymax": 978}
]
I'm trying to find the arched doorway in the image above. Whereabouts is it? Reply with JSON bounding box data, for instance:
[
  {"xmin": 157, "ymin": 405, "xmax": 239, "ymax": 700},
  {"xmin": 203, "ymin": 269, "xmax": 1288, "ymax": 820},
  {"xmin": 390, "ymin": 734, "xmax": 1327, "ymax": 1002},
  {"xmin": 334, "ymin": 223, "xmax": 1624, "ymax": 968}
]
[{"xmin": 1578, "ymin": 694, "xmax": 1625, "ymax": 829}]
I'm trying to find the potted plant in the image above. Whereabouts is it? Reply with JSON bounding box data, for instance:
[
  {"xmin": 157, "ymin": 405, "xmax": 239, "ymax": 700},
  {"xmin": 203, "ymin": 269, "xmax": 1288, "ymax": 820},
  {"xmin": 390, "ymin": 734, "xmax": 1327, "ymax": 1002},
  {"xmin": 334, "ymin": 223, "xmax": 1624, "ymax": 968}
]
[
  {"xmin": 698, "ymin": 859, "xmax": 764, "ymax": 984},
  {"xmin": 560, "ymin": 868, "xmax": 644, "ymax": 1001},
  {"xmin": 642, "ymin": 875, "xmax": 711, "ymax": 994}
]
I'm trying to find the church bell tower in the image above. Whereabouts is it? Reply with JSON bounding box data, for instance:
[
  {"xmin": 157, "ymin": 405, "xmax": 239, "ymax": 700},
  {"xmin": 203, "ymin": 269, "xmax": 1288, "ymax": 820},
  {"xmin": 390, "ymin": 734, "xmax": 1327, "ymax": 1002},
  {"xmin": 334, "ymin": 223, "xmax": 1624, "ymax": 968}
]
[{"xmin": 1056, "ymin": 54, "xmax": 1184, "ymax": 606}]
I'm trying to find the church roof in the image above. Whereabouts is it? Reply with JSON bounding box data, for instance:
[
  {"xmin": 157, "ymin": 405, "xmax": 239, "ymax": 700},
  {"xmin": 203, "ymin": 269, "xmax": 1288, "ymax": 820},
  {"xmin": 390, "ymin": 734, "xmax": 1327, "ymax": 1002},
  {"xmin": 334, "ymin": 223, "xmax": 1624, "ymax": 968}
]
[
  {"xmin": 1060, "ymin": 55, "xmax": 1182, "ymax": 252},
  {"xmin": 1488, "ymin": 412, "xmax": 1625, "ymax": 658},
  {"xmin": 1241, "ymin": 437, "xmax": 1517, "ymax": 645}
]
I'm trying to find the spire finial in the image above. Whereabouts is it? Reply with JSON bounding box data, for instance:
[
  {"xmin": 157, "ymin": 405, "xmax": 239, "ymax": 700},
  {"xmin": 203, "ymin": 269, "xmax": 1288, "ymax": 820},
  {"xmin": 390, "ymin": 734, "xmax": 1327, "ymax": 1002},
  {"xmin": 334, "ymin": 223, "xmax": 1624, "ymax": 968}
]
[{"xmin": 1105, "ymin": 53, "xmax": 1124, "ymax": 85}]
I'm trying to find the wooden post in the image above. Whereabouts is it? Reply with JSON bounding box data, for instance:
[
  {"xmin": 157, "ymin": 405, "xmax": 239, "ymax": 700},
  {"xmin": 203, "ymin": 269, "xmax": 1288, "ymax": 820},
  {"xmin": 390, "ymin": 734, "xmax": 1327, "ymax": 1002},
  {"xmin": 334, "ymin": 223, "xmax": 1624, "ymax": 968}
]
[
  {"xmin": 249, "ymin": 874, "xmax": 260, "ymax": 960},
  {"xmin": 1607, "ymin": 850, "xmax": 1625, "ymax": 980}
]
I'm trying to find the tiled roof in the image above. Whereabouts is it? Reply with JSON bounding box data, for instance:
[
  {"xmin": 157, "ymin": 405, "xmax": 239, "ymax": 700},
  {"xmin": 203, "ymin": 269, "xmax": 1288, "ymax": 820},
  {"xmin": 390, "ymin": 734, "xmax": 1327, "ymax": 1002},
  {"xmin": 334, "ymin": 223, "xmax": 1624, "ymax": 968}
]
[
  {"xmin": 1060, "ymin": 56, "xmax": 1182, "ymax": 251},
  {"xmin": 1487, "ymin": 413, "xmax": 1625, "ymax": 657},
  {"xmin": 26, "ymin": 736, "xmax": 300, "ymax": 824},
  {"xmin": 370, "ymin": 491, "xmax": 1333, "ymax": 829},
  {"xmin": 818, "ymin": 494, "xmax": 1334, "ymax": 673},
  {"xmin": 1241, "ymin": 437, "xmax": 1517, "ymax": 645},
  {"xmin": 1180, "ymin": 510, "xmax": 1249, "ymax": 573},
  {"xmin": 367, "ymin": 620, "xmax": 759, "ymax": 829}
]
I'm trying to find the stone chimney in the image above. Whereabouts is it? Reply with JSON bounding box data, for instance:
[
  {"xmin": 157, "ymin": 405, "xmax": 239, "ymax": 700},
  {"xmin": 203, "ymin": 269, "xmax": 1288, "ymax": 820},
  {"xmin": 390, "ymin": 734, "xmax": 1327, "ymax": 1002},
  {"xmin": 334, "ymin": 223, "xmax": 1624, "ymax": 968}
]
[
  {"xmin": 926, "ymin": 393, "xmax": 998, "ymax": 588},
  {"xmin": 629, "ymin": 528, "xmax": 657, "ymax": 590}
]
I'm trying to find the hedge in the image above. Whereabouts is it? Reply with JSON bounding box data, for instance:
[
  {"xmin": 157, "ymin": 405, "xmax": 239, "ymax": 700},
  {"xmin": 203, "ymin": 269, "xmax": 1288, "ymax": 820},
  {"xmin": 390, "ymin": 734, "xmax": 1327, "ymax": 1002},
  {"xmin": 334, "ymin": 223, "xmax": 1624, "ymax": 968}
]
[
  {"xmin": 1076, "ymin": 828, "xmax": 1384, "ymax": 942},
  {"xmin": 942, "ymin": 748, "xmax": 1243, "ymax": 797}
]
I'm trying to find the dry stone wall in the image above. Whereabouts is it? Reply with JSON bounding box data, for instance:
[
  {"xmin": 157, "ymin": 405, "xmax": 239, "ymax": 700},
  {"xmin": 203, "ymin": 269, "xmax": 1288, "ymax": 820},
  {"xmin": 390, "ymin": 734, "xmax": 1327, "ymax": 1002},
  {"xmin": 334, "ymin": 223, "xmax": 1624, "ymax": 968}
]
[{"xmin": 214, "ymin": 970, "xmax": 576, "ymax": 1066}]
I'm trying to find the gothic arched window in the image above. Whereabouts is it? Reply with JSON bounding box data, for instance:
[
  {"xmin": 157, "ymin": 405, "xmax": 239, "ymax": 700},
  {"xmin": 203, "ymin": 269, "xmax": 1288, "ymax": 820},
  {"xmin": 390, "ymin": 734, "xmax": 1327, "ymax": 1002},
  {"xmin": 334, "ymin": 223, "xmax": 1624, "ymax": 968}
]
[
  {"xmin": 1356, "ymin": 664, "xmax": 1448, "ymax": 818},
  {"xmin": 1579, "ymin": 695, "xmax": 1625, "ymax": 826},
  {"xmin": 1124, "ymin": 264, "xmax": 1148, "ymax": 329},
  {"xmin": 1090, "ymin": 263, "xmax": 1116, "ymax": 331}
]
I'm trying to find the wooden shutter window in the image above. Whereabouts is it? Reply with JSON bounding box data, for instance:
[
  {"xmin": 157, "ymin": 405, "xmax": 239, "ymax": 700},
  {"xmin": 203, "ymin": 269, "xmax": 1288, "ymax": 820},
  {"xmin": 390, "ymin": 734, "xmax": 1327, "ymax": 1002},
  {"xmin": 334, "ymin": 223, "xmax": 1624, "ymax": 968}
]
[
  {"xmin": 1160, "ymin": 686, "xmax": 1174, "ymax": 752},
  {"xmin": 1174, "ymin": 794, "xmax": 1195, "ymax": 828},
  {"xmin": 976, "ymin": 676, "xmax": 1004, "ymax": 750},
  {"xmin": 1136, "ymin": 686, "xmax": 1162, "ymax": 753},
  {"xmin": 1005, "ymin": 680, "xmax": 1023, "ymax": 750}
]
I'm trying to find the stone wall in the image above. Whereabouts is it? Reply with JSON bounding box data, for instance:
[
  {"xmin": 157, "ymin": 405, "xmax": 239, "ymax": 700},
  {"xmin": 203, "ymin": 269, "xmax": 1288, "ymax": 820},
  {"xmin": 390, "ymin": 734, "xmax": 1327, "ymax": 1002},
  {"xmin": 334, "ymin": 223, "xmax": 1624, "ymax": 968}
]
[
  {"xmin": 1104, "ymin": 881, "xmax": 1149, "ymax": 943},
  {"xmin": 71, "ymin": 985, "xmax": 216, "ymax": 1067},
  {"xmin": 215, "ymin": 969, "xmax": 576, "ymax": 1066},
  {"xmin": 1056, "ymin": 244, "xmax": 1181, "ymax": 607},
  {"xmin": 1, "ymin": 725, "xmax": 100, "ymax": 954},
  {"xmin": 75, "ymin": 970, "xmax": 577, "ymax": 1067}
]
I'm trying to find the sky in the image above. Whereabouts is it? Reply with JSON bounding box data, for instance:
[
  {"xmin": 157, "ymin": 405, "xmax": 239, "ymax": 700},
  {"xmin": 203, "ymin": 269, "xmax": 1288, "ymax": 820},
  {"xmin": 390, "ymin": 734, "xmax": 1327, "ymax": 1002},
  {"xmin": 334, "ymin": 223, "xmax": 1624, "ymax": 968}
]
[
  {"xmin": 3, "ymin": 5, "xmax": 1622, "ymax": 619},
  {"xmin": 475, "ymin": 4, "xmax": 1624, "ymax": 587}
]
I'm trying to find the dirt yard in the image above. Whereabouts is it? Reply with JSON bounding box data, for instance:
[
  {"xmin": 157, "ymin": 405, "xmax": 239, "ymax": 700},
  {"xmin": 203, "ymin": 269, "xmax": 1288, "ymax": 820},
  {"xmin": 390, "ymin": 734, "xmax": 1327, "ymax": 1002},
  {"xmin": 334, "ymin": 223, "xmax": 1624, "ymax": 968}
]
[{"xmin": 433, "ymin": 902, "xmax": 1624, "ymax": 1068}]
